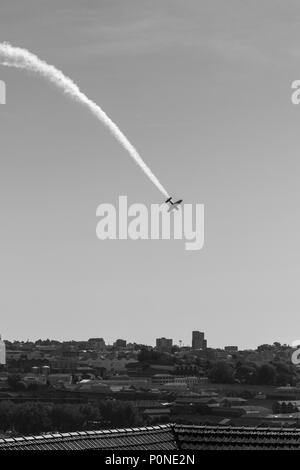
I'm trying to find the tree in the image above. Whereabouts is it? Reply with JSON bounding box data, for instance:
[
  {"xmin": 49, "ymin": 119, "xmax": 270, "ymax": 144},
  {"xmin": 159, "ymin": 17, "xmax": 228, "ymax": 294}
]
[
  {"xmin": 137, "ymin": 349, "xmax": 175, "ymax": 365},
  {"xmin": 257, "ymin": 344, "xmax": 273, "ymax": 352},
  {"xmin": 0, "ymin": 401, "xmax": 15, "ymax": 432},
  {"xmin": 97, "ymin": 400, "xmax": 142, "ymax": 427},
  {"xmin": 255, "ymin": 364, "xmax": 276, "ymax": 385},
  {"xmin": 7, "ymin": 374, "xmax": 26, "ymax": 391},
  {"xmin": 274, "ymin": 361, "xmax": 295, "ymax": 386},
  {"xmin": 50, "ymin": 404, "xmax": 85, "ymax": 432},
  {"xmin": 235, "ymin": 363, "xmax": 257, "ymax": 384},
  {"xmin": 13, "ymin": 403, "xmax": 52, "ymax": 435},
  {"xmin": 208, "ymin": 361, "xmax": 235, "ymax": 384},
  {"xmin": 79, "ymin": 403, "xmax": 101, "ymax": 427}
]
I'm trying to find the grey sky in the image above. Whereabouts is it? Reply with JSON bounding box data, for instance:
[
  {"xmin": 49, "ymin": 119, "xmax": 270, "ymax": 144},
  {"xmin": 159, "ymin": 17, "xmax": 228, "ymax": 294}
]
[{"xmin": 0, "ymin": 0, "xmax": 299, "ymax": 348}]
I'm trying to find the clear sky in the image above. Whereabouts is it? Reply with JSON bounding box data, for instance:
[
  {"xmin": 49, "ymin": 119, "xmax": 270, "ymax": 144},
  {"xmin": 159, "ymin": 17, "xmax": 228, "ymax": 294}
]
[{"xmin": 0, "ymin": 0, "xmax": 300, "ymax": 348}]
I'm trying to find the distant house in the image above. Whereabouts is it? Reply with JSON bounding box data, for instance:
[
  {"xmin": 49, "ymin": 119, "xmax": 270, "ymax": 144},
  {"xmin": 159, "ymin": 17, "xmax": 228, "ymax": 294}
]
[
  {"xmin": 232, "ymin": 405, "xmax": 270, "ymax": 416},
  {"xmin": 221, "ymin": 397, "xmax": 247, "ymax": 407},
  {"xmin": 152, "ymin": 374, "xmax": 174, "ymax": 386},
  {"xmin": 143, "ymin": 408, "xmax": 171, "ymax": 421},
  {"xmin": 76, "ymin": 380, "xmax": 110, "ymax": 393},
  {"xmin": 273, "ymin": 401, "xmax": 300, "ymax": 413},
  {"xmin": 87, "ymin": 338, "xmax": 106, "ymax": 350}
]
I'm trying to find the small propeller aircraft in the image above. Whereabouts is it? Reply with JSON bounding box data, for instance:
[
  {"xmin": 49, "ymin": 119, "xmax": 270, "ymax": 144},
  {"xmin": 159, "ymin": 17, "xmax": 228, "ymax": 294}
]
[{"xmin": 165, "ymin": 197, "xmax": 183, "ymax": 212}]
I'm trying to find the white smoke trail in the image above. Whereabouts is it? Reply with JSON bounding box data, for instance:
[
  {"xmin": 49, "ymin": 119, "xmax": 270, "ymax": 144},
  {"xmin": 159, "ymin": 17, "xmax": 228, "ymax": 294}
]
[{"xmin": 0, "ymin": 42, "xmax": 170, "ymax": 198}]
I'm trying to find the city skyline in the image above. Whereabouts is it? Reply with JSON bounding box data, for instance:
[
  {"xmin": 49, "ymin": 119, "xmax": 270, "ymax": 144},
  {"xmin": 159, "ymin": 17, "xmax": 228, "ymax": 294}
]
[
  {"xmin": 2, "ymin": 332, "xmax": 294, "ymax": 351},
  {"xmin": 1, "ymin": 1, "xmax": 300, "ymax": 349}
]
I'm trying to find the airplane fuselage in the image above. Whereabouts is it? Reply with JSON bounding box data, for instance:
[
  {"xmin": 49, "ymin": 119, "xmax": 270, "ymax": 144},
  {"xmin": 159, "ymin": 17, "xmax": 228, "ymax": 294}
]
[{"xmin": 165, "ymin": 197, "xmax": 183, "ymax": 212}]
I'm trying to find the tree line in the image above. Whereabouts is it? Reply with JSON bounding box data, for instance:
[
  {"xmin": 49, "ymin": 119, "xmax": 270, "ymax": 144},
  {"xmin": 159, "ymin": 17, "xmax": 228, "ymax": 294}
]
[
  {"xmin": 0, "ymin": 399, "xmax": 143, "ymax": 436},
  {"xmin": 208, "ymin": 360, "xmax": 298, "ymax": 386}
]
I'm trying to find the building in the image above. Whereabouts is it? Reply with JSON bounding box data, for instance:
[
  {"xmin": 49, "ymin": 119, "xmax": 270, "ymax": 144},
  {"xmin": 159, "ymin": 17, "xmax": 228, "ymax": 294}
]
[
  {"xmin": 47, "ymin": 374, "xmax": 73, "ymax": 388},
  {"xmin": 151, "ymin": 374, "xmax": 174, "ymax": 386},
  {"xmin": 102, "ymin": 376, "xmax": 150, "ymax": 390},
  {"xmin": 113, "ymin": 339, "xmax": 127, "ymax": 348},
  {"xmin": 76, "ymin": 380, "xmax": 110, "ymax": 393},
  {"xmin": 192, "ymin": 331, "xmax": 207, "ymax": 350},
  {"xmin": 224, "ymin": 346, "xmax": 238, "ymax": 354},
  {"xmin": 0, "ymin": 336, "xmax": 6, "ymax": 365},
  {"xmin": 23, "ymin": 374, "xmax": 47, "ymax": 386},
  {"xmin": 83, "ymin": 357, "xmax": 136, "ymax": 374},
  {"xmin": 156, "ymin": 337, "xmax": 173, "ymax": 353},
  {"xmin": 49, "ymin": 358, "xmax": 79, "ymax": 373},
  {"xmin": 87, "ymin": 338, "xmax": 106, "ymax": 350}
]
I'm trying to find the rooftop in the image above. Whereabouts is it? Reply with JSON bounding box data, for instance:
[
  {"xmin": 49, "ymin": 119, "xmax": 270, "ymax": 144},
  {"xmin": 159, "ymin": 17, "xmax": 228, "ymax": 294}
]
[{"xmin": 1, "ymin": 424, "xmax": 300, "ymax": 450}]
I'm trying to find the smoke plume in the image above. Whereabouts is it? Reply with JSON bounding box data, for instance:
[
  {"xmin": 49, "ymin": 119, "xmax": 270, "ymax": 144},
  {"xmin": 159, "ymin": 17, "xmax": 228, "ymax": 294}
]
[{"xmin": 0, "ymin": 42, "xmax": 169, "ymax": 198}]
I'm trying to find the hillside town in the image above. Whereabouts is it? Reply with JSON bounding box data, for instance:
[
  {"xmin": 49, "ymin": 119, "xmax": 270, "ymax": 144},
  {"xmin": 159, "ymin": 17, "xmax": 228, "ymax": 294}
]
[{"xmin": 0, "ymin": 332, "xmax": 299, "ymax": 436}]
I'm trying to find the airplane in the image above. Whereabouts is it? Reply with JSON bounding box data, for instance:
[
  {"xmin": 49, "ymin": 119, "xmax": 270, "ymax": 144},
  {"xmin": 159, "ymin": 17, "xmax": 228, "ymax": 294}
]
[{"xmin": 165, "ymin": 197, "xmax": 183, "ymax": 212}]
